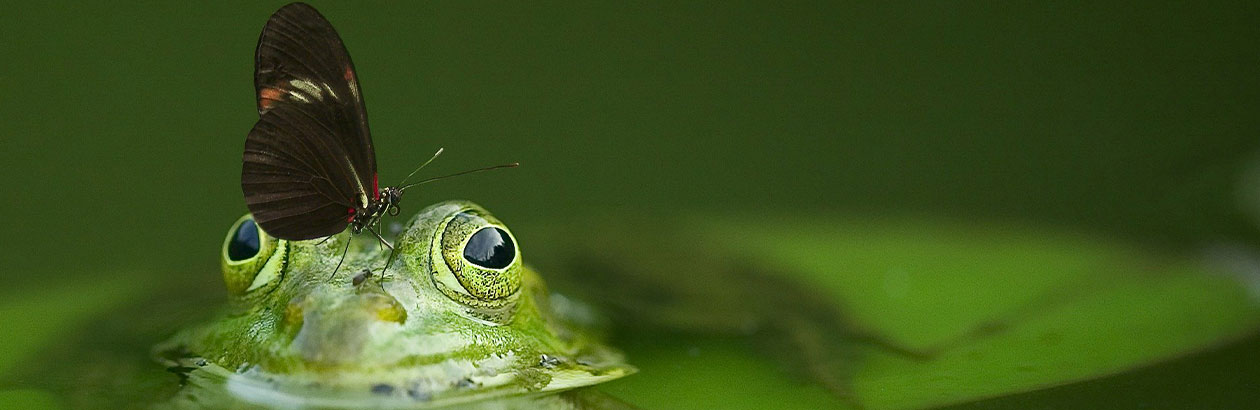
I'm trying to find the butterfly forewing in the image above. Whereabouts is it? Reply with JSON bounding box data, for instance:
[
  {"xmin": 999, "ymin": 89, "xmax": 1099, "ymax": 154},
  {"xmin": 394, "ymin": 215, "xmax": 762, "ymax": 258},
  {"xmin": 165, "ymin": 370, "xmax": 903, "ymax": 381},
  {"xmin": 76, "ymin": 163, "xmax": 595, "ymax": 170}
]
[{"xmin": 242, "ymin": 2, "xmax": 378, "ymax": 240}]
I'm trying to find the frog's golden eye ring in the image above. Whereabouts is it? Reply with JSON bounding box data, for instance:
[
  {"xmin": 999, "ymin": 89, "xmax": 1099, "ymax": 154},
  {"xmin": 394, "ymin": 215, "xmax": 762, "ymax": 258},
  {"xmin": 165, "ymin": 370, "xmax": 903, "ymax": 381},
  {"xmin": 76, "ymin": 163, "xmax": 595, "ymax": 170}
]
[
  {"xmin": 221, "ymin": 214, "xmax": 287, "ymax": 296},
  {"xmin": 430, "ymin": 210, "xmax": 522, "ymax": 311}
]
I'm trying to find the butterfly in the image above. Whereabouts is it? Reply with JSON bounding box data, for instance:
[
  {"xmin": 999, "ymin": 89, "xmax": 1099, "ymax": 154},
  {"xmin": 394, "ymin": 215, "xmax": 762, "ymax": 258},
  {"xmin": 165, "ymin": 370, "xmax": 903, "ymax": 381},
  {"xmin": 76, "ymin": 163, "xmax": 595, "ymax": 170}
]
[{"xmin": 241, "ymin": 3, "xmax": 514, "ymax": 250}]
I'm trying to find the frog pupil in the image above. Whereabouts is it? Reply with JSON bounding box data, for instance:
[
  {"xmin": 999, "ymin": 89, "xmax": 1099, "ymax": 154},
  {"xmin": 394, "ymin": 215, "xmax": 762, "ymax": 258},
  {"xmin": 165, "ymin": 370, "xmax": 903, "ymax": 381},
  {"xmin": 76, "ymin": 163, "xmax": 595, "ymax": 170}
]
[
  {"xmin": 229, "ymin": 219, "xmax": 261, "ymax": 261},
  {"xmin": 463, "ymin": 227, "xmax": 514, "ymax": 269}
]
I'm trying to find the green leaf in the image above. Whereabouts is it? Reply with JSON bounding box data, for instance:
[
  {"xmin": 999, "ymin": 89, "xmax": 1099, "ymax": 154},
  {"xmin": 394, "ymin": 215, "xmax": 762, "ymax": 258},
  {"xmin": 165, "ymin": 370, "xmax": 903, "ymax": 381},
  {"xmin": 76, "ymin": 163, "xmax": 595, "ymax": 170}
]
[{"xmin": 596, "ymin": 216, "xmax": 1260, "ymax": 409}]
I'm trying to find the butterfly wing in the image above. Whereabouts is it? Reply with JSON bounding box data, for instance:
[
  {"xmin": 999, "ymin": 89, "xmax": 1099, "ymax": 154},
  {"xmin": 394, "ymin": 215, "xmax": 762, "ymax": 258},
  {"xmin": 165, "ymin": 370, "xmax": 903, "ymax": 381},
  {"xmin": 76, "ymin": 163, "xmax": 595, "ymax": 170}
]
[
  {"xmin": 243, "ymin": 103, "xmax": 360, "ymax": 240},
  {"xmin": 242, "ymin": 3, "xmax": 377, "ymax": 240}
]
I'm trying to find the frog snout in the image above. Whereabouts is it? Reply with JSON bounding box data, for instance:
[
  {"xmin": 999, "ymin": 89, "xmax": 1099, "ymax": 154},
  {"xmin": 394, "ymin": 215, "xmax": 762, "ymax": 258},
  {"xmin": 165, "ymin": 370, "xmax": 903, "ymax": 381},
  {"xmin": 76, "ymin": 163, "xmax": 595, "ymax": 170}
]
[{"xmin": 286, "ymin": 292, "xmax": 407, "ymax": 366}]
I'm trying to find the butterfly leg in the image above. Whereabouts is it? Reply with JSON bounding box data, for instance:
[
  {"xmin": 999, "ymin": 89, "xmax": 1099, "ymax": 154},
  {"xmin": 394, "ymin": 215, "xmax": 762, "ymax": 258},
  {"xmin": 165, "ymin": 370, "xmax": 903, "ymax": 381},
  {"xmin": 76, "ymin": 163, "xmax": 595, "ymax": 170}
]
[
  {"xmin": 370, "ymin": 216, "xmax": 391, "ymax": 251},
  {"xmin": 381, "ymin": 241, "xmax": 402, "ymax": 278},
  {"xmin": 327, "ymin": 235, "xmax": 353, "ymax": 281},
  {"xmin": 364, "ymin": 223, "xmax": 399, "ymax": 279},
  {"xmin": 369, "ymin": 224, "xmax": 394, "ymax": 250}
]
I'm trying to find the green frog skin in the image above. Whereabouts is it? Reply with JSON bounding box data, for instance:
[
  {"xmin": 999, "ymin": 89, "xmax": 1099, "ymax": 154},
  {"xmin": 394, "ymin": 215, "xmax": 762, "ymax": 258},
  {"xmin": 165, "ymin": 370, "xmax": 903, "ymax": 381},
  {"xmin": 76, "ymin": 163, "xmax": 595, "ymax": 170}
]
[{"xmin": 156, "ymin": 200, "xmax": 632, "ymax": 408}]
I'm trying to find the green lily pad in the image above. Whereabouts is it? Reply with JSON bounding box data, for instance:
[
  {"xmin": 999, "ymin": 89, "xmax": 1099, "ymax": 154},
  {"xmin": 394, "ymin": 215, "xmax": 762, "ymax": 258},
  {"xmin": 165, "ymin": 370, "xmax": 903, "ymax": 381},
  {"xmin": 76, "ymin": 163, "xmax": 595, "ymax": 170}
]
[{"xmin": 587, "ymin": 216, "xmax": 1260, "ymax": 409}]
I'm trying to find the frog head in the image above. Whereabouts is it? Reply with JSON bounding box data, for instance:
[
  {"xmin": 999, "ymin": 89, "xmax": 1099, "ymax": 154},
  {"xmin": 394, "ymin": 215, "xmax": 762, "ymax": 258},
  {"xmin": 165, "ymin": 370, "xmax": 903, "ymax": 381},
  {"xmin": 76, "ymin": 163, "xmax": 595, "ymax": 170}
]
[{"xmin": 159, "ymin": 200, "xmax": 631, "ymax": 406}]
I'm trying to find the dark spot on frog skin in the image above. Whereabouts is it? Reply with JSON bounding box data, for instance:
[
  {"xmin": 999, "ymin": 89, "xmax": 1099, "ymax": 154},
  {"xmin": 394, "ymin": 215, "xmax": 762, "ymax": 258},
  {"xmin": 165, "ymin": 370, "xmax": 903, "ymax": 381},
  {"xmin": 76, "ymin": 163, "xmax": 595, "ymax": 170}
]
[
  {"xmin": 371, "ymin": 383, "xmax": 395, "ymax": 395},
  {"xmin": 455, "ymin": 377, "xmax": 477, "ymax": 389},
  {"xmin": 539, "ymin": 354, "xmax": 562, "ymax": 369}
]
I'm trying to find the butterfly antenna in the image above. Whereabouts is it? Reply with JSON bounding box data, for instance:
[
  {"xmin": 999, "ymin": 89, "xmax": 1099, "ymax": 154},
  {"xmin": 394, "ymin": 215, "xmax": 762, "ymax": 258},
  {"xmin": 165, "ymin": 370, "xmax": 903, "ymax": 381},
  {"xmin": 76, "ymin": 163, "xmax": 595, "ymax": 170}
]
[
  {"xmin": 397, "ymin": 147, "xmax": 445, "ymax": 187},
  {"xmin": 398, "ymin": 162, "xmax": 520, "ymax": 191}
]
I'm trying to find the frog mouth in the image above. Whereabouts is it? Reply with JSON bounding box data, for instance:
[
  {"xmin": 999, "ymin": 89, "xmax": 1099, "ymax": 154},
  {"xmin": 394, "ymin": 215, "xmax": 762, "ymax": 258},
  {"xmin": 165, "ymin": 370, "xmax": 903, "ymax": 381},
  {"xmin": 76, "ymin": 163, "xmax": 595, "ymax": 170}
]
[{"xmin": 165, "ymin": 351, "xmax": 634, "ymax": 408}]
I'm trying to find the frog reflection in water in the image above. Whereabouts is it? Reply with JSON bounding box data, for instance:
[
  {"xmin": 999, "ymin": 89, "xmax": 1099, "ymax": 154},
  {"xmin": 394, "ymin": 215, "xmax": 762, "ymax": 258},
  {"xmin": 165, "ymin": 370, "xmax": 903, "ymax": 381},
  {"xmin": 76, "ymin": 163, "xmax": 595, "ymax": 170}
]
[{"xmin": 156, "ymin": 201, "xmax": 633, "ymax": 408}]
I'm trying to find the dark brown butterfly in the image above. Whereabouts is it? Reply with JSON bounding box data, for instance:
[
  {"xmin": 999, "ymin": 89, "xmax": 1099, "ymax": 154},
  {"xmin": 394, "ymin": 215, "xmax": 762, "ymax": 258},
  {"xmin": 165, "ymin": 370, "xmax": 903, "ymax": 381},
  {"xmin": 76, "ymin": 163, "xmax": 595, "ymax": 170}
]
[{"xmin": 241, "ymin": 3, "xmax": 513, "ymax": 245}]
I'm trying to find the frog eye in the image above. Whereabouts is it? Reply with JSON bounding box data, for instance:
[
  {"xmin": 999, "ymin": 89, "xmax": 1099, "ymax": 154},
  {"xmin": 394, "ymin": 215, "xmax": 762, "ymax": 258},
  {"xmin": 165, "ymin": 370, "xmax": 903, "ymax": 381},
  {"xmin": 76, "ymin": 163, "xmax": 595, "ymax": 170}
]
[
  {"xmin": 463, "ymin": 227, "xmax": 515, "ymax": 269},
  {"xmin": 228, "ymin": 219, "xmax": 261, "ymax": 261},
  {"xmin": 221, "ymin": 215, "xmax": 287, "ymax": 296},
  {"xmin": 430, "ymin": 210, "xmax": 522, "ymax": 311}
]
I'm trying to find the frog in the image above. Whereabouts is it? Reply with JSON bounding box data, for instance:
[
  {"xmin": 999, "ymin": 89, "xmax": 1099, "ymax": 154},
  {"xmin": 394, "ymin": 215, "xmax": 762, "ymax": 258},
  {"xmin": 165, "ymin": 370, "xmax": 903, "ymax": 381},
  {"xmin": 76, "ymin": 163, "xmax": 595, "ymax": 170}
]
[{"xmin": 153, "ymin": 200, "xmax": 635, "ymax": 409}]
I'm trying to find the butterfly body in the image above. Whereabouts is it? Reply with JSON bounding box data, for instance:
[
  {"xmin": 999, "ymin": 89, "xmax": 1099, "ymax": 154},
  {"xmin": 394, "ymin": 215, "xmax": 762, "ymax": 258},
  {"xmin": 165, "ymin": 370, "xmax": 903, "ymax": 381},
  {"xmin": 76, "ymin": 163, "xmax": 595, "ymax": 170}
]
[{"xmin": 348, "ymin": 186, "xmax": 403, "ymax": 235}]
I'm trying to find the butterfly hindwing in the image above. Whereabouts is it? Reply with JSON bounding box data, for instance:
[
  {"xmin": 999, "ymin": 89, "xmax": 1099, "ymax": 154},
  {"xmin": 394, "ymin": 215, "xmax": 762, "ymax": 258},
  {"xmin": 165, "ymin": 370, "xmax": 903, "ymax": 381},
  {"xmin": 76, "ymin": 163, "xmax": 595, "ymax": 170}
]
[{"xmin": 244, "ymin": 103, "xmax": 357, "ymax": 239}]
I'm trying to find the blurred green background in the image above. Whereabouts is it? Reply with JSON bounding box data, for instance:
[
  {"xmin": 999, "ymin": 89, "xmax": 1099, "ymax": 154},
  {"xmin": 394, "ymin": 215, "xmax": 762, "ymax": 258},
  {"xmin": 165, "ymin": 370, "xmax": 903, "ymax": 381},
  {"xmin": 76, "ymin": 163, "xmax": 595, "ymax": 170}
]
[
  {"xmin": 2, "ymin": 0, "xmax": 1259, "ymax": 407},
  {"xmin": 4, "ymin": 1, "xmax": 1258, "ymax": 277}
]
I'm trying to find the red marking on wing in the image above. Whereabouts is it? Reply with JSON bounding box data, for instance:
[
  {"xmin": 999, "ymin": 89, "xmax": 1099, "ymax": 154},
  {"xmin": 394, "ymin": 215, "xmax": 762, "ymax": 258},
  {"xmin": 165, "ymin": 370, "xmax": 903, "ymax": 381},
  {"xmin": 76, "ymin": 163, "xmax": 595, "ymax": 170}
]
[
  {"xmin": 259, "ymin": 87, "xmax": 285, "ymax": 110},
  {"xmin": 372, "ymin": 174, "xmax": 380, "ymax": 200},
  {"xmin": 344, "ymin": 66, "xmax": 354, "ymax": 81},
  {"xmin": 347, "ymin": 207, "xmax": 356, "ymax": 222}
]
